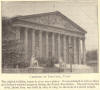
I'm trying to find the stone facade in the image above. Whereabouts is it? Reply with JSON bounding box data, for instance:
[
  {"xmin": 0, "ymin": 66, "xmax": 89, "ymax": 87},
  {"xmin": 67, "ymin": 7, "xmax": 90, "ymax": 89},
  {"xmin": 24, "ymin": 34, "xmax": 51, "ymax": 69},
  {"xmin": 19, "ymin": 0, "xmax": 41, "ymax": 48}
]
[{"xmin": 13, "ymin": 11, "xmax": 87, "ymax": 66}]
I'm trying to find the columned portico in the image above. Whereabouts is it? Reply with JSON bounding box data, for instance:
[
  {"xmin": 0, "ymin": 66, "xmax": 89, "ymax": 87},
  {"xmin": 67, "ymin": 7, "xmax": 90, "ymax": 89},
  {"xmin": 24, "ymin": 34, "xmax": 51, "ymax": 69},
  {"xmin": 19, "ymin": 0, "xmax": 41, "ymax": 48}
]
[
  {"xmin": 15, "ymin": 27, "xmax": 86, "ymax": 67},
  {"xmin": 13, "ymin": 11, "xmax": 87, "ymax": 68}
]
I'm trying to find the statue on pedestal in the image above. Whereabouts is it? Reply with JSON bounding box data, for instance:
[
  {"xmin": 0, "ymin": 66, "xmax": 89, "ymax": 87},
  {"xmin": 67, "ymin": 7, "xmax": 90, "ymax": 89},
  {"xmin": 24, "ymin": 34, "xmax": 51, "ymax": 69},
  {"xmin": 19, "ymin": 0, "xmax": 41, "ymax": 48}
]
[
  {"xmin": 59, "ymin": 57, "xmax": 65, "ymax": 72},
  {"xmin": 30, "ymin": 55, "xmax": 38, "ymax": 67}
]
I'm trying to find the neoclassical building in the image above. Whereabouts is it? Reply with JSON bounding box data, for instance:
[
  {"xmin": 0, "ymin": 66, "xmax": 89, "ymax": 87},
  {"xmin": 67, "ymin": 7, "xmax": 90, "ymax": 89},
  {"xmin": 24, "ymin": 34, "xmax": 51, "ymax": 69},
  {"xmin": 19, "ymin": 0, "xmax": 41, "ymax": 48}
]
[{"xmin": 12, "ymin": 11, "xmax": 87, "ymax": 66}]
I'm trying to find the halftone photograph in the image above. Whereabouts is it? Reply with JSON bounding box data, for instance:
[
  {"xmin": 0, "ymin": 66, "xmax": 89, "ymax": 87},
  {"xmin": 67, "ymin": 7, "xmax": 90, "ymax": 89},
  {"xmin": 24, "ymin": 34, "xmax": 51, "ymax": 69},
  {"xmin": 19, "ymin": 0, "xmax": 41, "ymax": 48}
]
[{"xmin": 2, "ymin": 1, "xmax": 98, "ymax": 73}]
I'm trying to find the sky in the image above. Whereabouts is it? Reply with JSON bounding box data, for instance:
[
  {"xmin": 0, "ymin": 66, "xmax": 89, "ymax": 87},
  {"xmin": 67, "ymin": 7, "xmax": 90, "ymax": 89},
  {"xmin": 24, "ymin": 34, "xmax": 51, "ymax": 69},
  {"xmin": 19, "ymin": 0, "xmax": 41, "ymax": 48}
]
[{"xmin": 1, "ymin": 1, "xmax": 98, "ymax": 51}]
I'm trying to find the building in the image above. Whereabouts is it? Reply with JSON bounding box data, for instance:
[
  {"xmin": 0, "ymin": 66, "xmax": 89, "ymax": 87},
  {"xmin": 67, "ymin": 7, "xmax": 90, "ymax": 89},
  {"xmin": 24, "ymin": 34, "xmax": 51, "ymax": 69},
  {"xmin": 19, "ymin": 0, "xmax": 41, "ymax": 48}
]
[{"xmin": 12, "ymin": 11, "xmax": 87, "ymax": 66}]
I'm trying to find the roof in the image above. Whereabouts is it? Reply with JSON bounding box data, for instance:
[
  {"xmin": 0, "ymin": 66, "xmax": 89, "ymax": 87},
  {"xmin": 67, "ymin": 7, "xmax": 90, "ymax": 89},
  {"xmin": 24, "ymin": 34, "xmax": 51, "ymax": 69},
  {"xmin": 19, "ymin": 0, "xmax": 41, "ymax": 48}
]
[{"xmin": 13, "ymin": 11, "xmax": 87, "ymax": 33}]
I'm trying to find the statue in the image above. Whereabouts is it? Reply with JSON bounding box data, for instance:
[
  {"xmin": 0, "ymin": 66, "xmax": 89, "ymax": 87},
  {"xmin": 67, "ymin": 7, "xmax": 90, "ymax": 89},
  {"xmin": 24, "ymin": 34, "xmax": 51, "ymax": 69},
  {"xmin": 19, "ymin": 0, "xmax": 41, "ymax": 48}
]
[
  {"xmin": 30, "ymin": 55, "xmax": 38, "ymax": 67},
  {"xmin": 59, "ymin": 57, "xmax": 65, "ymax": 72}
]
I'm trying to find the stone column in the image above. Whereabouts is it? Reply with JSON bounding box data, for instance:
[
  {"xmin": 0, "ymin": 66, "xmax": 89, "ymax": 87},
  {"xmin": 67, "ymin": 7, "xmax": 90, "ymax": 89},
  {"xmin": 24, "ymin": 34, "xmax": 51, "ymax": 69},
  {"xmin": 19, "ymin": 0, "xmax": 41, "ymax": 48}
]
[
  {"xmin": 68, "ymin": 36, "xmax": 72, "ymax": 64},
  {"xmin": 52, "ymin": 33, "xmax": 55, "ymax": 58},
  {"xmin": 73, "ymin": 37, "xmax": 77, "ymax": 64},
  {"xmin": 24, "ymin": 28, "xmax": 28, "ymax": 61},
  {"xmin": 58, "ymin": 33, "xmax": 61, "ymax": 59},
  {"xmin": 78, "ymin": 38, "xmax": 81, "ymax": 64},
  {"xmin": 16, "ymin": 27, "xmax": 20, "ymax": 40},
  {"xmin": 63, "ymin": 35, "xmax": 67, "ymax": 63},
  {"xmin": 68, "ymin": 36, "xmax": 73, "ymax": 72},
  {"xmin": 46, "ymin": 32, "xmax": 49, "ymax": 59},
  {"xmin": 82, "ymin": 38, "xmax": 86, "ymax": 64},
  {"xmin": 16, "ymin": 27, "xmax": 20, "ymax": 65},
  {"xmin": 39, "ymin": 31, "xmax": 42, "ymax": 58},
  {"xmin": 32, "ymin": 30, "xmax": 35, "ymax": 56},
  {"xmin": 75, "ymin": 38, "xmax": 78, "ymax": 64},
  {"xmin": 76, "ymin": 38, "xmax": 81, "ymax": 64},
  {"xmin": 66, "ymin": 36, "xmax": 69, "ymax": 64}
]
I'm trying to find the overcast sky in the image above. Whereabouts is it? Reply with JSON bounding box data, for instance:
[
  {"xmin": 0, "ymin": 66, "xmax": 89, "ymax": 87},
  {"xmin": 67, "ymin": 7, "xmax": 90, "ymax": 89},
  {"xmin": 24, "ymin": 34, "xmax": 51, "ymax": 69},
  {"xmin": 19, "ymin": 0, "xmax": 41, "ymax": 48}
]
[{"xmin": 2, "ymin": 1, "xmax": 98, "ymax": 51}]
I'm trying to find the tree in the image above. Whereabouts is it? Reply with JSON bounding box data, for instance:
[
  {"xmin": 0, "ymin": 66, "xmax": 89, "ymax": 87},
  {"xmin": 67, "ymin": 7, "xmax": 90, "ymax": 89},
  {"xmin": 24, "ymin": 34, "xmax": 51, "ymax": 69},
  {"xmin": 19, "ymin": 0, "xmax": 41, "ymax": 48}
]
[
  {"xmin": 2, "ymin": 17, "xmax": 26, "ymax": 68},
  {"xmin": 86, "ymin": 50, "xmax": 97, "ymax": 61},
  {"xmin": 2, "ymin": 39, "xmax": 25, "ymax": 68}
]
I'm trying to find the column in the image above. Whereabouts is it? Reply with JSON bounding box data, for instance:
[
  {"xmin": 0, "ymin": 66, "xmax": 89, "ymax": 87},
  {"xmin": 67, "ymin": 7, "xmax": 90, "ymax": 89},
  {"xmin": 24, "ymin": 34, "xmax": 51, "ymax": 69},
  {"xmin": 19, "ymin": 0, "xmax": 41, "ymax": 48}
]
[
  {"xmin": 76, "ymin": 38, "xmax": 79, "ymax": 64},
  {"xmin": 63, "ymin": 35, "xmax": 67, "ymax": 63},
  {"xmin": 46, "ymin": 32, "xmax": 49, "ymax": 59},
  {"xmin": 68, "ymin": 36, "xmax": 73, "ymax": 72},
  {"xmin": 15, "ymin": 27, "xmax": 20, "ymax": 53},
  {"xmin": 73, "ymin": 37, "xmax": 77, "ymax": 64},
  {"xmin": 52, "ymin": 33, "xmax": 55, "ymax": 58},
  {"xmin": 76, "ymin": 38, "xmax": 81, "ymax": 64},
  {"xmin": 66, "ymin": 36, "xmax": 69, "ymax": 64},
  {"xmin": 68, "ymin": 36, "xmax": 72, "ymax": 64},
  {"xmin": 82, "ymin": 39, "xmax": 86, "ymax": 64},
  {"xmin": 16, "ymin": 27, "xmax": 20, "ymax": 41},
  {"xmin": 39, "ymin": 30, "xmax": 42, "ymax": 58},
  {"xmin": 32, "ymin": 30, "xmax": 35, "ymax": 56},
  {"xmin": 58, "ymin": 33, "xmax": 61, "ymax": 59},
  {"xmin": 78, "ymin": 38, "xmax": 81, "ymax": 64},
  {"xmin": 24, "ymin": 28, "xmax": 28, "ymax": 61},
  {"xmin": 77, "ymin": 38, "xmax": 79, "ymax": 64}
]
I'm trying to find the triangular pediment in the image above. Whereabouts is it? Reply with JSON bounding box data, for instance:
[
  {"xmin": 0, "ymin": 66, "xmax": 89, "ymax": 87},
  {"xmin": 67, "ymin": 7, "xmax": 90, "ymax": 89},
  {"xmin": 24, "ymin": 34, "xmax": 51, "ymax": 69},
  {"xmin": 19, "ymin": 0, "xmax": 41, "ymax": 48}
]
[{"xmin": 15, "ymin": 11, "xmax": 86, "ymax": 33}]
